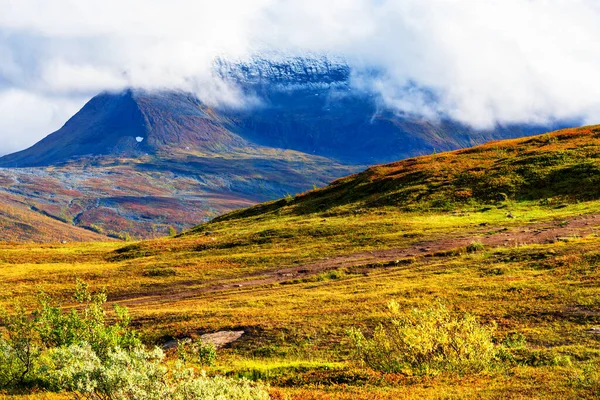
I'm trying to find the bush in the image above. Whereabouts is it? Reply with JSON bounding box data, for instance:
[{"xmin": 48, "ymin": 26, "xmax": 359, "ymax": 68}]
[
  {"xmin": 44, "ymin": 344, "xmax": 269, "ymax": 400},
  {"xmin": 197, "ymin": 341, "xmax": 218, "ymax": 367},
  {"xmin": 0, "ymin": 306, "xmax": 39, "ymax": 387},
  {"xmin": 0, "ymin": 281, "xmax": 139, "ymax": 388},
  {"xmin": 347, "ymin": 301, "xmax": 497, "ymax": 375},
  {"xmin": 569, "ymin": 362, "xmax": 600, "ymax": 395},
  {"xmin": 0, "ymin": 283, "xmax": 270, "ymax": 400},
  {"xmin": 177, "ymin": 338, "xmax": 218, "ymax": 367},
  {"xmin": 466, "ymin": 241, "xmax": 486, "ymax": 253}
]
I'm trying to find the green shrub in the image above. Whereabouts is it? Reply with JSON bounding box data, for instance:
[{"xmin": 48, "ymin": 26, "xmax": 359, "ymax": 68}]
[
  {"xmin": 0, "ymin": 281, "xmax": 138, "ymax": 388},
  {"xmin": 197, "ymin": 340, "xmax": 218, "ymax": 367},
  {"xmin": 0, "ymin": 283, "xmax": 268, "ymax": 399},
  {"xmin": 177, "ymin": 338, "xmax": 218, "ymax": 366},
  {"xmin": 0, "ymin": 305, "xmax": 39, "ymax": 387},
  {"xmin": 347, "ymin": 301, "xmax": 497, "ymax": 375},
  {"xmin": 44, "ymin": 344, "xmax": 269, "ymax": 400},
  {"xmin": 502, "ymin": 331, "xmax": 527, "ymax": 349},
  {"xmin": 466, "ymin": 241, "xmax": 486, "ymax": 253}
]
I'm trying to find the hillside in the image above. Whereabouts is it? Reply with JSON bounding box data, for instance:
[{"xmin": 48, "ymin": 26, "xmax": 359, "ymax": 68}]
[
  {"xmin": 0, "ymin": 191, "xmax": 109, "ymax": 243},
  {"xmin": 2, "ymin": 127, "xmax": 600, "ymax": 398},
  {"xmin": 217, "ymin": 124, "xmax": 600, "ymax": 221}
]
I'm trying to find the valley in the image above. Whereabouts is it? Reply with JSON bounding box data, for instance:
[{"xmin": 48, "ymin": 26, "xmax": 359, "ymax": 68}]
[{"xmin": 2, "ymin": 126, "xmax": 600, "ymax": 398}]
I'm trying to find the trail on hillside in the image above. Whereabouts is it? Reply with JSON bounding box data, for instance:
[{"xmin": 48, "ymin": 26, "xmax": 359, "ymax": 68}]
[{"xmin": 115, "ymin": 213, "xmax": 600, "ymax": 307}]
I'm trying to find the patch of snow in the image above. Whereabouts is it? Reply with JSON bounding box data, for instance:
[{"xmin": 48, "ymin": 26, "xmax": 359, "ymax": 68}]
[{"xmin": 136, "ymin": 136, "xmax": 144, "ymax": 143}]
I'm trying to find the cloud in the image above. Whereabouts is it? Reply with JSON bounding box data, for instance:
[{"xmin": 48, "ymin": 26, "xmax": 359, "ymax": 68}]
[
  {"xmin": 0, "ymin": 0, "xmax": 599, "ymax": 153},
  {"xmin": 0, "ymin": 90, "xmax": 84, "ymax": 156}
]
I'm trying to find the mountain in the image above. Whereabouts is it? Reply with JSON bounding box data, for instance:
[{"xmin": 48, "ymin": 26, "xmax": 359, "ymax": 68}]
[
  {"xmin": 0, "ymin": 90, "xmax": 248, "ymax": 167},
  {"xmin": 0, "ymin": 88, "xmax": 357, "ymax": 241},
  {"xmin": 0, "ymin": 56, "xmax": 575, "ymax": 241},
  {"xmin": 1, "ymin": 56, "xmax": 568, "ymax": 168},
  {"xmin": 214, "ymin": 55, "xmax": 568, "ymax": 164}
]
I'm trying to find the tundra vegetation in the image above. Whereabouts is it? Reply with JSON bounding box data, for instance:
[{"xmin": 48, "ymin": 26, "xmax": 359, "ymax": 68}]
[{"xmin": 2, "ymin": 126, "xmax": 600, "ymax": 398}]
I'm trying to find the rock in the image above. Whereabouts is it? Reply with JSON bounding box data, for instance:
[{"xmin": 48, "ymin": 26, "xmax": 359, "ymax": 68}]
[
  {"xmin": 162, "ymin": 336, "xmax": 191, "ymax": 350},
  {"xmin": 587, "ymin": 327, "xmax": 600, "ymax": 334},
  {"xmin": 200, "ymin": 330, "xmax": 245, "ymax": 349}
]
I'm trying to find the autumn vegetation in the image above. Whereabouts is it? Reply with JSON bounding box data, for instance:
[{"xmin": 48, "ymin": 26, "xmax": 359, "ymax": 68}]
[{"xmin": 2, "ymin": 126, "xmax": 600, "ymax": 398}]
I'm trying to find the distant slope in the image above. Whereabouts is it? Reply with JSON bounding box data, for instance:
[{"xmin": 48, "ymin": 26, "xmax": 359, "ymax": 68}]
[
  {"xmin": 215, "ymin": 125, "xmax": 600, "ymax": 221},
  {"xmin": 0, "ymin": 192, "xmax": 108, "ymax": 243},
  {"xmin": 0, "ymin": 148, "xmax": 354, "ymax": 240}
]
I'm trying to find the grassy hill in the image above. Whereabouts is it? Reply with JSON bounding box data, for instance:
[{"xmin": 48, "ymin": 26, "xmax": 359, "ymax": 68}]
[
  {"xmin": 218, "ymin": 124, "xmax": 600, "ymax": 221},
  {"xmin": 2, "ymin": 126, "xmax": 600, "ymax": 399}
]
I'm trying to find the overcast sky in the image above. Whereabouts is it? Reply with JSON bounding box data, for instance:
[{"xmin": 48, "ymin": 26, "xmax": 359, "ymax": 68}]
[{"xmin": 1, "ymin": 0, "xmax": 600, "ymax": 155}]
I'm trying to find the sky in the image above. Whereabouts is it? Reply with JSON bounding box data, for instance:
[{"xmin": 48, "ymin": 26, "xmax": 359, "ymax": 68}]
[{"xmin": 1, "ymin": 0, "xmax": 600, "ymax": 155}]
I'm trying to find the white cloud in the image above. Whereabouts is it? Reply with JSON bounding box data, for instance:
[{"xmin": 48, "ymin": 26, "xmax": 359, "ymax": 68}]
[
  {"xmin": 0, "ymin": 0, "xmax": 599, "ymax": 153},
  {"xmin": 0, "ymin": 89, "xmax": 85, "ymax": 156}
]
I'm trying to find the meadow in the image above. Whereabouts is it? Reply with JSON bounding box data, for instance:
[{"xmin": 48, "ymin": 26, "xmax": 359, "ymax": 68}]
[{"xmin": 2, "ymin": 126, "xmax": 600, "ymax": 398}]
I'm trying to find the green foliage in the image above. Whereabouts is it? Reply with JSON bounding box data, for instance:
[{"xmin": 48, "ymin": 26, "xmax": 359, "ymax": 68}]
[
  {"xmin": 348, "ymin": 301, "xmax": 497, "ymax": 376},
  {"xmin": 44, "ymin": 344, "xmax": 269, "ymax": 400},
  {"xmin": 177, "ymin": 338, "xmax": 218, "ymax": 367},
  {"xmin": 568, "ymin": 362, "xmax": 600, "ymax": 395},
  {"xmin": 35, "ymin": 280, "xmax": 140, "ymax": 359},
  {"xmin": 0, "ymin": 305, "xmax": 39, "ymax": 387},
  {"xmin": 0, "ymin": 280, "xmax": 139, "ymax": 388},
  {"xmin": 168, "ymin": 226, "xmax": 178, "ymax": 237},
  {"xmin": 197, "ymin": 341, "xmax": 218, "ymax": 367},
  {"xmin": 502, "ymin": 331, "xmax": 527, "ymax": 350},
  {"xmin": 0, "ymin": 284, "xmax": 268, "ymax": 399},
  {"xmin": 466, "ymin": 241, "xmax": 485, "ymax": 253}
]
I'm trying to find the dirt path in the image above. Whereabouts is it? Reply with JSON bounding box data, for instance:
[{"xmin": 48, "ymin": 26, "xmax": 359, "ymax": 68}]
[{"xmin": 116, "ymin": 213, "xmax": 600, "ymax": 307}]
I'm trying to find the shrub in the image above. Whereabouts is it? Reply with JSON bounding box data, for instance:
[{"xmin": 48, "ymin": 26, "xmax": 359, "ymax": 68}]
[
  {"xmin": 466, "ymin": 241, "xmax": 486, "ymax": 253},
  {"xmin": 502, "ymin": 331, "xmax": 527, "ymax": 350},
  {"xmin": 0, "ymin": 283, "xmax": 269, "ymax": 400},
  {"xmin": 569, "ymin": 362, "xmax": 600, "ymax": 395},
  {"xmin": 45, "ymin": 344, "xmax": 269, "ymax": 400},
  {"xmin": 197, "ymin": 341, "xmax": 218, "ymax": 367},
  {"xmin": 177, "ymin": 338, "xmax": 218, "ymax": 366},
  {"xmin": 347, "ymin": 301, "xmax": 497, "ymax": 375},
  {"xmin": 33, "ymin": 280, "xmax": 140, "ymax": 358},
  {"xmin": 0, "ymin": 306, "xmax": 39, "ymax": 387}
]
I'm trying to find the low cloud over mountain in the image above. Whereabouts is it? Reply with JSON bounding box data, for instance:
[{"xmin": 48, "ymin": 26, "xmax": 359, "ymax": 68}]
[{"xmin": 1, "ymin": 0, "xmax": 599, "ymax": 154}]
